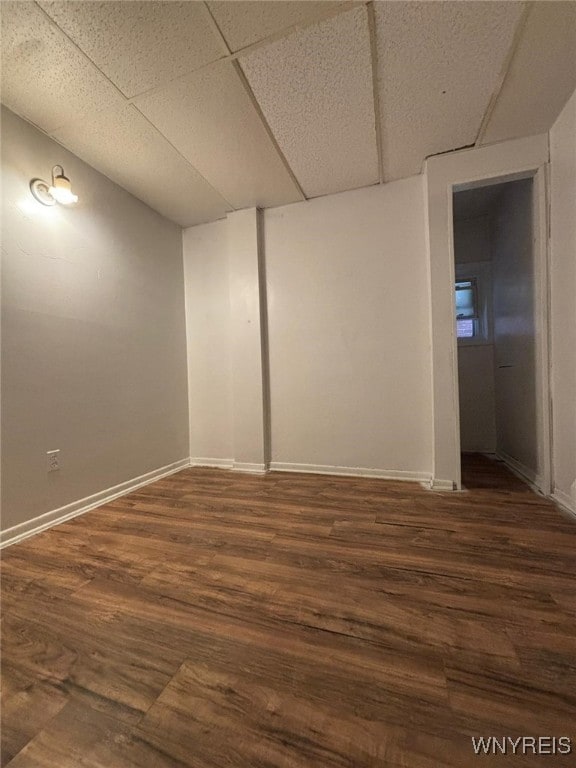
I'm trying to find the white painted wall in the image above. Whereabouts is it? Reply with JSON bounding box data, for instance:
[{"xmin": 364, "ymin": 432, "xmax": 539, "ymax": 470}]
[
  {"xmin": 264, "ymin": 177, "xmax": 433, "ymax": 477},
  {"xmin": 457, "ymin": 345, "xmax": 497, "ymax": 453},
  {"xmin": 183, "ymin": 209, "xmax": 269, "ymax": 471},
  {"xmin": 453, "ymin": 215, "xmax": 492, "ymax": 264},
  {"xmin": 549, "ymin": 89, "xmax": 576, "ymax": 512},
  {"xmin": 227, "ymin": 209, "xmax": 269, "ymax": 471},
  {"xmin": 182, "ymin": 177, "xmax": 433, "ymax": 479},
  {"xmin": 183, "ymin": 219, "xmax": 233, "ymax": 464},
  {"xmin": 491, "ymin": 179, "xmax": 538, "ymax": 478},
  {"xmin": 1, "ymin": 107, "xmax": 189, "ymax": 531}
]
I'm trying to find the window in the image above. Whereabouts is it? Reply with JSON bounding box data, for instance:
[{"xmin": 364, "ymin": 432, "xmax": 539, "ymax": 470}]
[
  {"xmin": 455, "ymin": 263, "xmax": 492, "ymax": 345},
  {"xmin": 455, "ymin": 278, "xmax": 478, "ymax": 338},
  {"xmin": 456, "ymin": 318, "xmax": 475, "ymax": 339}
]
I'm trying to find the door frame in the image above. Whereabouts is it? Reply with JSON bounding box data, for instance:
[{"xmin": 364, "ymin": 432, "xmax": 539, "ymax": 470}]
[{"xmin": 425, "ymin": 134, "xmax": 552, "ymax": 492}]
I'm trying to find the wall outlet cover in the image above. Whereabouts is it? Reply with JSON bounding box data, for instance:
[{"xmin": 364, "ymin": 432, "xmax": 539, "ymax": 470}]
[{"xmin": 47, "ymin": 449, "xmax": 60, "ymax": 472}]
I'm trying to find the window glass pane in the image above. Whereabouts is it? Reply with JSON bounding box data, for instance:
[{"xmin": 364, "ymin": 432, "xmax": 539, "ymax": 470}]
[
  {"xmin": 455, "ymin": 280, "xmax": 476, "ymax": 319},
  {"xmin": 456, "ymin": 318, "xmax": 475, "ymax": 338}
]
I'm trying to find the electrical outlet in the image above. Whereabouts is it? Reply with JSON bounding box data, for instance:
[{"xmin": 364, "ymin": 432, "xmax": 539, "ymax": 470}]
[{"xmin": 47, "ymin": 449, "xmax": 60, "ymax": 472}]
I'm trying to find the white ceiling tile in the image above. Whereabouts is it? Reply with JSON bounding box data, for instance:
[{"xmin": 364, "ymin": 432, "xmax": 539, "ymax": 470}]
[
  {"xmin": 375, "ymin": 1, "xmax": 525, "ymax": 181},
  {"xmin": 482, "ymin": 2, "xmax": 576, "ymax": 144},
  {"xmin": 240, "ymin": 7, "xmax": 378, "ymax": 198},
  {"xmin": 208, "ymin": 0, "xmax": 342, "ymax": 52},
  {"xmin": 0, "ymin": 0, "xmax": 124, "ymax": 133},
  {"xmin": 134, "ymin": 60, "xmax": 303, "ymax": 211},
  {"xmin": 39, "ymin": 1, "xmax": 224, "ymax": 98},
  {"xmin": 52, "ymin": 104, "xmax": 231, "ymax": 227}
]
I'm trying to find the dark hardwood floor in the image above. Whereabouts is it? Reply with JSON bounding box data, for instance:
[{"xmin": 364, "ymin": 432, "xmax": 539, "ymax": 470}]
[{"xmin": 1, "ymin": 454, "xmax": 575, "ymax": 767}]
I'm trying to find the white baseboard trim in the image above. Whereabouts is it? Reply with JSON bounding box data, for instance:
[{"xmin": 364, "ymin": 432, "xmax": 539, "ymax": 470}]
[
  {"xmin": 428, "ymin": 478, "xmax": 456, "ymax": 491},
  {"xmin": 232, "ymin": 462, "xmax": 268, "ymax": 474},
  {"xmin": 269, "ymin": 461, "xmax": 430, "ymax": 483},
  {"xmin": 188, "ymin": 458, "xmax": 267, "ymax": 473},
  {"xmin": 552, "ymin": 489, "xmax": 576, "ymax": 519},
  {"xmin": 189, "ymin": 457, "xmax": 234, "ymax": 470},
  {"xmin": 0, "ymin": 458, "xmax": 190, "ymax": 549},
  {"xmin": 496, "ymin": 451, "xmax": 542, "ymax": 492}
]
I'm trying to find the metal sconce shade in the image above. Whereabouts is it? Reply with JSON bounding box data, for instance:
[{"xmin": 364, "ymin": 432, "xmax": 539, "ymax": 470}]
[{"xmin": 30, "ymin": 165, "xmax": 78, "ymax": 206}]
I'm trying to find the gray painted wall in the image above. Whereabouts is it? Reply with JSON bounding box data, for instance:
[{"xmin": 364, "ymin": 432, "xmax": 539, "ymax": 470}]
[{"xmin": 1, "ymin": 108, "xmax": 189, "ymax": 531}]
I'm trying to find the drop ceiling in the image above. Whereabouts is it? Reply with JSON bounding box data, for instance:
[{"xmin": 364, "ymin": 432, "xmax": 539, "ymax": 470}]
[{"xmin": 2, "ymin": 1, "xmax": 575, "ymax": 227}]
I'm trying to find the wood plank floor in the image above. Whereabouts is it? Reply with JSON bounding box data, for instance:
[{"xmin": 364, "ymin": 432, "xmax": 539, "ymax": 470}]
[{"xmin": 1, "ymin": 454, "xmax": 575, "ymax": 767}]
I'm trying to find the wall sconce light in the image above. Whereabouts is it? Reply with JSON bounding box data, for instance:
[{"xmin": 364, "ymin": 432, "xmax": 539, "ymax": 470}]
[{"xmin": 30, "ymin": 165, "xmax": 78, "ymax": 206}]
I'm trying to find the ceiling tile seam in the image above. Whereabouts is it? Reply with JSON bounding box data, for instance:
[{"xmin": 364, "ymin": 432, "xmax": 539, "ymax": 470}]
[
  {"xmin": 366, "ymin": 1, "xmax": 384, "ymax": 184},
  {"xmin": 128, "ymin": 104, "xmax": 236, "ymax": 211},
  {"xmin": 200, "ymin": 1, "xmax": 232, "ymax": 57},
  {"xmin": 126, "ymin": 55, "xmax": 227, "ymax": 104},
  {"xmin": 474, "ymin": 1, "xmax": 534, "ymax": 147},
  {"xmin": 30, "ymin": 0, "xmax": 234, "ymax": 209},
  {"xmin": 32, "ymin": 0, "xmax": 228, "ymax": 116},
  {"xmin": 231, "ymin": 59, "xmax": 307, "ymax": 203},
  {"xmin": 230, "ymin": 1, "xmax": 365, "ymax": 58},
  {"xmin": 27, "ymin": 0, "xmax": 363, "ymax": 136},
  {"xmin": 202, "ymin": 1, "xmax": 232, "ymax": 56},
  {"xmin": 122, "ymin": 1, "xmax": 364, "ymax": 105},
  {"xmin": 32, "ymin": 0, "xmax": 133, "ymax": 104}
]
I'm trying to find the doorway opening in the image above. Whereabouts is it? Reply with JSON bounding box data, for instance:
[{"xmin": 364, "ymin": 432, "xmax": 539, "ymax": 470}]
[{"xmin": 452, "ymin": 177, "xmax": 550, "ymax": 493}]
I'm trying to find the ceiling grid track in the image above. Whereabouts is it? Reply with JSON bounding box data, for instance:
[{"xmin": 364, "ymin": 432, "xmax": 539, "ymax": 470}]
[
  {"xmin": 32, "ymin": 0, "xmax": 128, "ymax": 106},
  {"xmin": 230, "ymin": 1, "xmax": 364, "ymax": 61},
  {"xmin": 199, "ymin": 1, "xmax": 232, "ymax": 59},
  {"xmin": 475, "ymin": 1, "xmax": 534, "ymax": 147},
  {"xmin": 6, "ymin": 0, "xmax": 570, "ymax": 228},
  {"xmin": 84, "ymin": 2, "xmax": 363, "ymax": 110},
  {"xmin": 31, "ymin": 0, "xmax": 366, "ymax": 211},
  {"xmin": 366, "ymin": 1, "xmax": 385, "ymax": 184}
]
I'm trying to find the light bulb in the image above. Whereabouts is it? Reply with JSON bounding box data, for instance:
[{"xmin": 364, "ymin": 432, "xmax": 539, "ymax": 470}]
[
  {"xmin": 49, "ymin": 185, "xmax": 79, "ymax": 205},
  {"xmin": 49, "ymin": 168, "xmax": 78, "ymax": 205}
]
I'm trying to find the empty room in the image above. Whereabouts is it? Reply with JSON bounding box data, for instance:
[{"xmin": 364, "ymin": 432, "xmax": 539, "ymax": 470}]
[{"xmin": 1, "ymin": 0, "xmax": 575, "ymax": 765}]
